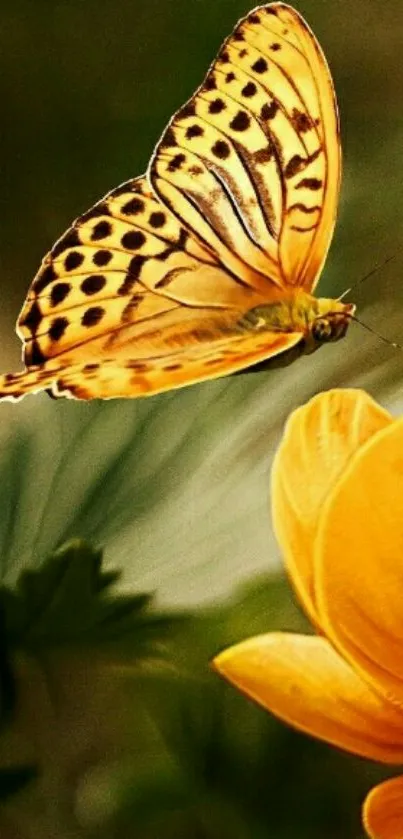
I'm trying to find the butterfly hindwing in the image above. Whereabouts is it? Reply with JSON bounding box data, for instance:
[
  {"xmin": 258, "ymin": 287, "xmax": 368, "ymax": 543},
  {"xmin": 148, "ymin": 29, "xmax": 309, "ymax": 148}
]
[
  {"xmin": 18, "ymin": 176, "xmax": 265, "ymax": 371},
  {"xmin": 0, "ymin": 331, "xmax": 302, "ymax": 401}
]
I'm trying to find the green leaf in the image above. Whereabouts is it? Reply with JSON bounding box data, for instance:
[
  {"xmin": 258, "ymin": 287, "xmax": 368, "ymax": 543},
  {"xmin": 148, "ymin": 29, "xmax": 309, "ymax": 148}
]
[{"xmin": 0, "ymin": 540, "xmax": 178, "ymax": 652}]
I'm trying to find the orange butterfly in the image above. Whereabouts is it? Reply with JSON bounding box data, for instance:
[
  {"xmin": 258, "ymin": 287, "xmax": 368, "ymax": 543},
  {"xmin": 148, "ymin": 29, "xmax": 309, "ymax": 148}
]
[{"xmin": 0, "ymin": 2, "xmax": 354, "ymax": 401}]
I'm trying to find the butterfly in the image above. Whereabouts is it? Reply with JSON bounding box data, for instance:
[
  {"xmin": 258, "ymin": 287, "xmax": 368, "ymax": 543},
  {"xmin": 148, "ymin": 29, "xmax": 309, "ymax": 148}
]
[{"xmin": 0, "ymin": 2, "xmax": 354, "ymax": 402}]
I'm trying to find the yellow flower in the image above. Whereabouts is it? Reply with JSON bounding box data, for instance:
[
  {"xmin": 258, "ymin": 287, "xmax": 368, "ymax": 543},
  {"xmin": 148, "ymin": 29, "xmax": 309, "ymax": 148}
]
[{"xmin": 213, "ymin": 389, "xmax": 403, "ymax": 839}]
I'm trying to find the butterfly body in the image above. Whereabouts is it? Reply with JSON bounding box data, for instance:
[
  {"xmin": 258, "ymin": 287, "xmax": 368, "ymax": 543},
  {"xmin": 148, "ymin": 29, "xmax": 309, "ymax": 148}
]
[
  {"xmin": 239, "ymin": 292, "xmax": 354, "ymax": 343},
  {"xmin": 0, "ymin": 3, "xmax": 353, "ymax": 402}
]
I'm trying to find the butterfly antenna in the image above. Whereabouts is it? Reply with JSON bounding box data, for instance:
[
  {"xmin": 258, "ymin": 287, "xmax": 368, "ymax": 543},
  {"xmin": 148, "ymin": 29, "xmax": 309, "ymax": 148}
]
[
  {"xmin": 348, "ymin": 248, "xmax": 403, "ymax": 294},
  {"xmin": 351, "ymin": 315, "xmax": 403, "ymax": 350}
]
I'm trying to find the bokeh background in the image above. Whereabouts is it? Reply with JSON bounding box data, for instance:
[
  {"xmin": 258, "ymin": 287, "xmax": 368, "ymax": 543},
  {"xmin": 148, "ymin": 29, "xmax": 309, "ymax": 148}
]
[{"xmin": 0, "ymin": 0, "xmax": 403, "ymax": 836}]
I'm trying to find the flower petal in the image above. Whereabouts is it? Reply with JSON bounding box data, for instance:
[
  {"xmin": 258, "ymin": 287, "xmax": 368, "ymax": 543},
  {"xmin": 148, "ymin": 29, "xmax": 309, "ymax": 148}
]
[
  {"xmin": 271, "ymin": 389, "xmax": 392, "ymax": 625},
  {"xmin": 363, "ymin": 776, "xmax": 403, "ymax": 839},
  {"xmin": 316, "ymin": 417, "xmax": 403, "ymax": 705},
  {"xmin": 213, "ymin": 633, "xmax": 403, "ymax": 763}
]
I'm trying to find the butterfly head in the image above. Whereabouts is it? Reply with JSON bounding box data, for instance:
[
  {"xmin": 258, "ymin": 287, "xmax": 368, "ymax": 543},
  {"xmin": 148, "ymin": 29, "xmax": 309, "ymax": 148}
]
[{"xmin": 310, "ymin": 299, "xmax": 356, "ymax": 345}]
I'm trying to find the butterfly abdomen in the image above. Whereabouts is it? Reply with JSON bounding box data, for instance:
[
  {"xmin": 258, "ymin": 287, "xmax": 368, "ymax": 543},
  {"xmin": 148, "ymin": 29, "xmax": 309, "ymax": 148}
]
[{"xmin": 238, "ymin": 290, "xmax": 315, "ymax": 333}]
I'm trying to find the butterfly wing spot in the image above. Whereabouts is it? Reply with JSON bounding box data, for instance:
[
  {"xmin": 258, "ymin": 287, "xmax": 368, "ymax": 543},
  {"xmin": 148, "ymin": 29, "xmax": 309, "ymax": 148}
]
[
  {"xmin": 92, "ymin": 250, "xmax": 113, "ymax": 267},
  {"xmin": 49, "ymin": 317, "xmax": 69, "ymax": 341},
  {"xmin": 120, "ymin": 196, "xmax": 145, "ymax": 215},
  {"xmin": 31, "ymin": 263, "xmax": 58, "ymax": 295},
  {"xmin": 80, "ymin": 275, "xmax": 107, "ymax": 296},
  {"xmin": 50, "ymin": 283, "xmax": 72, "ymax": 306}
]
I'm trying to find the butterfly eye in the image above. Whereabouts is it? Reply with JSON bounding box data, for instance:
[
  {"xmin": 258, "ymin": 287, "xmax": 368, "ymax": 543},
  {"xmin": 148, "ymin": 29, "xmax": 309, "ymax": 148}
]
[{"xmin": 312, "ymin": 318, "xmax": 333, "ymax": 342}]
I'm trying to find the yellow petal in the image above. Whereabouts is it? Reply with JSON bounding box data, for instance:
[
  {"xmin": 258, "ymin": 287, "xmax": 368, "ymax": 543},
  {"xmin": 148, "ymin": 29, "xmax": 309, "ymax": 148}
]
[
  {"xmin": 213, "ymin": 633, "xmax": 403, "ymax": 763},
  {"xmin": 316, "ymin": 417, "xmax": 403, "ymax": 705},
  {"xmin": 271, "ymin": 389, "xmax": 392, "ymax": 625},
  {"xmin": 363, "ymin": 776, "xmax": 403, "ymax": 839}
]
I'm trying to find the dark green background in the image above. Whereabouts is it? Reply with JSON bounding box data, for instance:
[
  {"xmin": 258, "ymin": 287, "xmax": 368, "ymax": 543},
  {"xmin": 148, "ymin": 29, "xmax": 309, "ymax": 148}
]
[{"xmin": 0, "ymin": 1, "xmax": 402, "ymax": 837}]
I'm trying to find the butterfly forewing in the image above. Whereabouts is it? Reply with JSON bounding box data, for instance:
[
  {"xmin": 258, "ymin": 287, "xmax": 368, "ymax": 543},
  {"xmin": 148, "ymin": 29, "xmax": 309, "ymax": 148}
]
[{"xmin": 150, "ymin": 2, "xmax": 340, "ymax": 291}]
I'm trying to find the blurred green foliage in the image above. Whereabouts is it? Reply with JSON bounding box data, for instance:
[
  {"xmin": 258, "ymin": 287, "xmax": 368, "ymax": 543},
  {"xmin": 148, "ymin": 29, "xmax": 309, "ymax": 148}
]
[
  {"xmin": 0, "ymin": 538, "xmax": 391, "ymax": 839},
  {"xmin": 1, "ymin": 0, "xmax": 403, "ymax": 837},
  {"xmin": 0, "ymin": 410, "xmax": 393, "ymax": 839}
]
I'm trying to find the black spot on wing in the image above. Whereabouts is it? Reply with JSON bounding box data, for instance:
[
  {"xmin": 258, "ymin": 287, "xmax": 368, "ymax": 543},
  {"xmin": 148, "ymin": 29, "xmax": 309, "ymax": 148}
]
[
  {"xmin": 82, "ymin": 307, "xmax": 105, "ymax": 328},
  {"xmin": 121, "ymin": 197, "xmax": 145, "ymax": 215},
  {"xmin": 204, "ymin": 357, "xmax": 223, "ymax": 366},
  {"xmin": 83, "ymin": 363, "xmax": 100, "ymax": 372},
  {"xmin": 252, "ymin": 57, "xmax": 268, "ymax": 74},
  {"xmin": 50, "ymin": 283, "xmax": 71, "ymax": 306},
  {"xmin": 120, "ymin": 195, "xmax": 144, "ymax": 216},
  {"xmin": 121, "ymin": 230, "xmax": 146, "ymax": 250},
  {"xmin": 52, "ymin": 229, "xmax": 81, "ymax": 259},
  {"xmin": 285, "ymin": 149, "xmax": 321, "ymax": 179},
  {"xmin": 242, "ymin": 82, "xmax": 257, "ymax": 98},
  {"xmin": 81, "ymin": 275, "xmax": 106, "ymax": 296},
  {"xmin": 203, "ymin": 77, "xmax": 217, "ymax": 91},
  {"xmin": 212, "ymin": 140, "xmax": 231, "ymax": 159},
  {"xmin": 291, "ymin": 109, "xmax": 314, "ymax": 134},
  {"xmin": 186, "ymin": 124, "xmax": 204, "ymax": 139},
  {"xmin": 260, "ymin": 101, "xmax": 279, "ymax": 121},
  {"xmin": 90, "ymin": 220, "xmax": 112, "ymax": 241},
  {"xmin": 126, "ymin": 360, "xmax": 149, "ymax": 372},
  {"xmin": 230, "ymin": 111, "xmax": 250, "ymax": 132},
  {"xmin": 20, "ymin": 301, "xmax": 42, "ymax": 332},
  {"xmin": 188, "ymin": 164, "xmax": 204, "ymax": 176},
  {"xmin": 209, "ymin": 99, "xmax": 226, "ymax": 114},
  {"xmin": 160, "ymin": 127, "xmax": 177, "ymax": 149},
  {"xmin": 253, "ymin": 147, "xmax": 273, "ymax": 165},
  {"xmin": 296, "ymin": 178, "xmax": 323, "ymax": 191},
  {"xmin": 149, "ymin": 212, "xmax": 166, "ymax": 228},
  {"xmin": 26, "ymin": 340, "xmax": 47, "ymax": 366},
  {"xmin": 167, "ymin": 153, "xmax": 186, "ymax": 173},
  {"xmin": 93, "ymin": 249, "xmax": 112, "ymax": 267},
  {"xmin": 32, "ymin": 264, "xmax": 58, "ymax": 294},
  {"xmin": 65, "ymin": 251, "xmax": 84, "ymax": 271},
  {"xmin": 163, "ymin": 363, "xmax": 182, "ymax": 371},
  {"xmin": 177, "ymin": 102, "xmax": 196, "ymax": 119},
  {"xmin": 49, "ymin": 317, "xmax": 69, "ymax": 341},
  {"xmin": 83, "ymin": 363, "xmax": 100, "ymax": 378}
]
